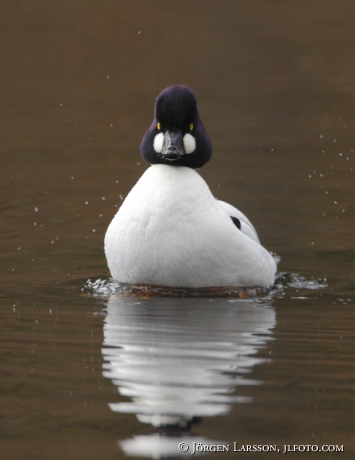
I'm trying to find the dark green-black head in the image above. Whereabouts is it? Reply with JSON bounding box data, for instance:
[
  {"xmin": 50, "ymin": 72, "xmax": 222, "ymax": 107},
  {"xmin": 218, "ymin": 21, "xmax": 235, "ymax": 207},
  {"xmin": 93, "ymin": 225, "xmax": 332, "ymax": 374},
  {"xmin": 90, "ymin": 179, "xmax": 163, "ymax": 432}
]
[{"xmin": 140, "ymin": 85, "xmax": 212, "ymax": 169}]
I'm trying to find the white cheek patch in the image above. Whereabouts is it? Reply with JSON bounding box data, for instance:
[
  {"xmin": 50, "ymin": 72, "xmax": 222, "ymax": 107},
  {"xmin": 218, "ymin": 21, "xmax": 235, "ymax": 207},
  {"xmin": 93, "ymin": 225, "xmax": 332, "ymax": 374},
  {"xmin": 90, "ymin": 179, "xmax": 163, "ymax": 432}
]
[
  {"xmin": 153, "ymin": 132, "xmax": 164, "ymax": 153},
  {"xmin": 183, "ymin": 133, "xmax": 196, "ymax": 154}
]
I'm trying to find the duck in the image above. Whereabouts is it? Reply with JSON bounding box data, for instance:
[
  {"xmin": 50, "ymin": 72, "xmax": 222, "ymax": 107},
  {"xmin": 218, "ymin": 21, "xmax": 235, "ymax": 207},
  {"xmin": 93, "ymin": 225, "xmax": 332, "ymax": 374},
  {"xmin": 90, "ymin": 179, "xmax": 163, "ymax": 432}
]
[{"xmin": 104, "ymin": 85, "xmax": 277, "ymax": 288}]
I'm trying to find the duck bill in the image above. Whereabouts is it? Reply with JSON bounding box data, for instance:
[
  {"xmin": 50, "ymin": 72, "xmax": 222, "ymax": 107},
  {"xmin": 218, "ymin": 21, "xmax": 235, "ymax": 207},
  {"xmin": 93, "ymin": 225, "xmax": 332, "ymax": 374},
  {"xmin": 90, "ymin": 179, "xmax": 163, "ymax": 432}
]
[{"xmin": 161, "ymin": 130, "xmax": 185, "ymax": 161}]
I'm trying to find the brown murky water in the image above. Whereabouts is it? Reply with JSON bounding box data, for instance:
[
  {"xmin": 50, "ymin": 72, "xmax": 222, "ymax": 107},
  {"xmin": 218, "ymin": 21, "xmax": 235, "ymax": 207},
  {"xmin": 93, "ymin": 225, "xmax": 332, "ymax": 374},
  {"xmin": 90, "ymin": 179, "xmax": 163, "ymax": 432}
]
[{"xmin": 1, "ymin": 1, "xmax": 355, "ymax": 459}]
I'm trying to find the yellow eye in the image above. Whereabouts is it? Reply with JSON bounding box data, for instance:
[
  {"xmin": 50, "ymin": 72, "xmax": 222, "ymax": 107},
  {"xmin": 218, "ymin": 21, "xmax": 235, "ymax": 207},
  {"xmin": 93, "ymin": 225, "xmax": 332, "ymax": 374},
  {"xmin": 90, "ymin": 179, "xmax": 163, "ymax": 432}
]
[
  {"xmin": 157, "ymin": 122, "xmax": 161, "ymax": 130},
  {"xmin": 189, "ymin": 123, "xmax": 194, "ymax": 131}
]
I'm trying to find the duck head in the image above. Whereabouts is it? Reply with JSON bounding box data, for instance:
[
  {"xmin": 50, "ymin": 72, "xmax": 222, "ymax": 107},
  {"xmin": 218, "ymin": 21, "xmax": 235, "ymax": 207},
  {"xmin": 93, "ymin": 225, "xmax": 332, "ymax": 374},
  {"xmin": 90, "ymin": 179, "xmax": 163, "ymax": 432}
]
[{"xmin": 140, "ymin": 85, "xmax": 212, "ymax": 169}]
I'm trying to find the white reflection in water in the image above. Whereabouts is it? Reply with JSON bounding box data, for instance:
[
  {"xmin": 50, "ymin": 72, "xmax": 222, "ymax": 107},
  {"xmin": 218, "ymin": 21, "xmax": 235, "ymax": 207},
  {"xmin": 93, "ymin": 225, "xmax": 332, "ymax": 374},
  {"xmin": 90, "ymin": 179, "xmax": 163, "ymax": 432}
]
[{"xmin": 102, "ymin": 296, "xmax": 275, "ymax": 458}]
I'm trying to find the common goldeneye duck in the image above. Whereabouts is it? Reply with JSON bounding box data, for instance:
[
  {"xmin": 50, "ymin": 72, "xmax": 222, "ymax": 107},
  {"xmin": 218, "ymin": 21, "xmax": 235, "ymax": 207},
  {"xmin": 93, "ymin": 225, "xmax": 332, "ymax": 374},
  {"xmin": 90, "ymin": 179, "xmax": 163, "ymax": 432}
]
[{"xmin": 104, "ymin": 85, "xmax": 277, "ymax": 288}]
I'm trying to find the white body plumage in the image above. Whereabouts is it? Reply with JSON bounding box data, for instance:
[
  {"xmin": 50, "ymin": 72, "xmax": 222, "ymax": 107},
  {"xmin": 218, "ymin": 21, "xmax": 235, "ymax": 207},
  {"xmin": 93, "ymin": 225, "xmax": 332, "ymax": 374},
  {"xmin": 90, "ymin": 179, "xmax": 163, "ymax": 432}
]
[{"xmin": 105, "ymin": 165, "xmax": 277, "ymax": 288}]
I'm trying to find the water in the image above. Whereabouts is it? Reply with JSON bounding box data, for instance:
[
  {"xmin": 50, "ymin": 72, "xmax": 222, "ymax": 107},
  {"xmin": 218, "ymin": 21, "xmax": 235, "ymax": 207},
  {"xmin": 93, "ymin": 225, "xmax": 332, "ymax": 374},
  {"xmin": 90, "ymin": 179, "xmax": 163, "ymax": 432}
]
[{"xmin": 1, "ymin": 1, "xmax": 355, "ymax": 459}]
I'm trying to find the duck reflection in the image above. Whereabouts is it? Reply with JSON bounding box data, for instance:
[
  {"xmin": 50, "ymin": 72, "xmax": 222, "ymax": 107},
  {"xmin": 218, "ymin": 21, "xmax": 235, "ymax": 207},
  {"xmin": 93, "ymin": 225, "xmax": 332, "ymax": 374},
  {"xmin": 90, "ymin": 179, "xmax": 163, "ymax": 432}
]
[{"xmin": 102, "ymin": 295, "xmax": 275, "ymax": 458}]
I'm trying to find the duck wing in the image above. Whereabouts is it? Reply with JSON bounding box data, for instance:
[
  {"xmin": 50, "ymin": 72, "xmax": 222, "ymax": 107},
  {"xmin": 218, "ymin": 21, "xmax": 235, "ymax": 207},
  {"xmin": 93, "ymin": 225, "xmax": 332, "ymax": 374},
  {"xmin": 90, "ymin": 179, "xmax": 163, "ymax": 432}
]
[{"xmin": 217, "ymin": 200, "xmax": 260, "ymax": 243}]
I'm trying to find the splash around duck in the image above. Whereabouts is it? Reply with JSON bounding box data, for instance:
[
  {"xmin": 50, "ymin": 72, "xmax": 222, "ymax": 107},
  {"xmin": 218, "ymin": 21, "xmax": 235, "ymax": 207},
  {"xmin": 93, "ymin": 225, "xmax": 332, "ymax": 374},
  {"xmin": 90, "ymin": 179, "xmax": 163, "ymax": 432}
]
[{"xmin": 104, "ymin": 85, "xmax": 278, "ymax": 288}]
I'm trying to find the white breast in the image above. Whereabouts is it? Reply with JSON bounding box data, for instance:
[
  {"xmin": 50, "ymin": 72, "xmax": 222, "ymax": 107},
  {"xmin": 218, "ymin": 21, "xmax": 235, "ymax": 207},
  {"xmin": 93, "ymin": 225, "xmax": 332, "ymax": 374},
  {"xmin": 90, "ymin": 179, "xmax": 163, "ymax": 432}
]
[{"xmin": 104, "ymin": 165, "xmax": 277, "ymax": 288}]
